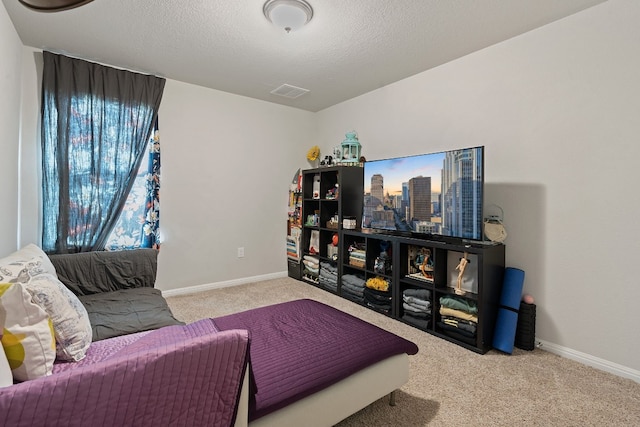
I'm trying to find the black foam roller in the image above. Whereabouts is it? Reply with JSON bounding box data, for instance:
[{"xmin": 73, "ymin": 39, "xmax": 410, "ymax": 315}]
[{"xmin": 515, "ymin": 302, "xmax": 536, "ymax": 351}]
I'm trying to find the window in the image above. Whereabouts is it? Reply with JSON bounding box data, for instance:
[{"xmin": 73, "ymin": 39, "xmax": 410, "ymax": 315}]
[
  {"xmin": 41, "ymin": 51, "xmax": 165, "ymax": 253},
  {"xmin": 104, "ymin": 125, "xmax": 161, "ymax": 251}
]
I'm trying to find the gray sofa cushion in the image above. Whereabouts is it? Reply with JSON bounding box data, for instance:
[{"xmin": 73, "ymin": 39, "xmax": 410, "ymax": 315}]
[
  {"xmin": 49, "ymin": 249, "xmax": 158, "ymax": 296},
  {"xmin": 79, "ymin": 287, "xmax": 184, "ymax": 341}
]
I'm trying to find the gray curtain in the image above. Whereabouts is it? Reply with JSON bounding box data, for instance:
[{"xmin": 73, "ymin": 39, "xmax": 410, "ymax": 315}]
[{"xmin": 41, "ymin": 51, "xmax": 165, "ymax": 253}]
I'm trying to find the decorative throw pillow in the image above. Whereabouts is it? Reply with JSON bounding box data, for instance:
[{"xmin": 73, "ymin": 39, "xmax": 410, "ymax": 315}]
[
  {"xmin": 25, "ymin": 274, "xmax": 93, "ymax": 362},
  {"xmin": 0, "ymin": 243, "xmax": 57, "ymax": 281},
  {"xmin": 0, "ymin": 244, "xmax": 92, "ymax": 362},
  {"xmin": 0, "ymin": 336, "xmax": 12, "ymax": 387},
  {"xmin": 0, "ymin": 283, "xmax": 56, "ymax": 382}
]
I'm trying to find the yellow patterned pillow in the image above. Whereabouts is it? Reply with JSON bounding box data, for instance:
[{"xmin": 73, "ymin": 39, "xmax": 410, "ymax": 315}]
[
  {"xmin": 0, "ymin": 244, "xmax": 92, "ymax": 362},
  {"xmin": 0, "ymin": 338, "xmax": 11, "ymax": 387},
  {"xmin": 0, "ymin": 283, "xmax": 56, "ymax": 382}
]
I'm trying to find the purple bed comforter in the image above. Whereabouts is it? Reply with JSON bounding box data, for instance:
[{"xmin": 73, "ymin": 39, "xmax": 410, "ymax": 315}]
[
  {"xmin": 212, "ymin": 298, "xmax": 419, "ymax": 421},
  {"xmin": 0, "ymin": 319, "xmax": 249, "ymax": 427}
]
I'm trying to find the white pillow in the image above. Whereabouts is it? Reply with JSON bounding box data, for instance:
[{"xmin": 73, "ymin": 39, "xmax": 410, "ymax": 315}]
[
  {"xmin": 25, "ymin": 274, "xmax": 93, "ymax": 361},
  {"xmin": 0, "ymin": 341, "xmax": 12, "ymax": 387},
  {"xmin": 0, "ymin": 282, "xmax": 56, "ymax": 382},
  {"xmin": 0, "ymin": 243, "xmax": 57, "ymax": 281},
  {"xmin": 0, "ymin": 245, "xmax": 92, "ymax": 362}
]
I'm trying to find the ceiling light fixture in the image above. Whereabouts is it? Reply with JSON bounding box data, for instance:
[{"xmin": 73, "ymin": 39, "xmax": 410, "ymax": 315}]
[
  {"xmin": 19, "ymin": 0, "xmax": 94, "ymax": 12},
  {"xmin": 263, "ymin": 0, "xmax": 313, "ymax": 33}
]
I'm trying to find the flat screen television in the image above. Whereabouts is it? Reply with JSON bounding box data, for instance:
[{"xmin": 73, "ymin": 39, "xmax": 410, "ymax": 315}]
[{"xmin": 362, "ymin": 146, "xmax": 484, "ymax": 242}]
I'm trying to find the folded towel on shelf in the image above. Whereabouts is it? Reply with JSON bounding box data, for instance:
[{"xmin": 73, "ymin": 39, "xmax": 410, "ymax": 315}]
[
  {"xmin": 402, "ymin": 303, "xmax": 431, "ymax": 316},
  {"xmin": 439, "ymin": 307, "xmax": 478, "ymax": 323},
  {"xmin": 341, "ymin": 282, "xmax": 365, "ymax": 296},
  {"xmin": 402, "ymin": 313, "xmax": 430, "ymax": 329},
  {"xmin": 402, "ymin": 295, "xmax": 431, "ymax": 309},
  {"xmin": 441, "ymin": 315, "xmax": 477, "ymax": 334},
  {"xmin": 403, "ymin": 288, "xmax": 431, "ymax": 300},
  {"xmin": 341, "ymin": 274, "xmax": 366, "ymax": 287},
  {"xmin": 439, "ymin": 295, "xmax": 478, "ymax": 314}
]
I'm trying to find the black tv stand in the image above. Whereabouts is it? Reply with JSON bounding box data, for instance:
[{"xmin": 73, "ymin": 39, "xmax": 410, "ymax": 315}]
[{"xmin": 339, "ymin": 230, "xmax": 505, "ymax": 354}]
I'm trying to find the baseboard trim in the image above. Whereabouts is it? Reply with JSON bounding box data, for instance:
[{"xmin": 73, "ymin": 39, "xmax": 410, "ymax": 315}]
[
  {"xmin": 538, "ymin": 339, "xmax": 640, "ymax": 383},
  {"xmin": 161, "ymin": 271, "xmax": 288, "ymax": 298}
]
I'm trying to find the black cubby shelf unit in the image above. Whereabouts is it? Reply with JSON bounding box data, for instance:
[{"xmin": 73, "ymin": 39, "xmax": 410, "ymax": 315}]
[
  {"xmin": 298, "ymin": 166, "xmax": 364, "ymax": 293},
  {"xmin": 341, "ymin": 230, "xmax": 395, "ymax": 317},
  {"xmin": 294, "ymin": 165, "xmax": 505, "ymax": 354},
  {"xmin": 395, "ymin": 236, "xmax": 506, "ymax": 354},
  {"xmin": 380, "ymin": 233, "xmax": 505, "ymax": 353}
]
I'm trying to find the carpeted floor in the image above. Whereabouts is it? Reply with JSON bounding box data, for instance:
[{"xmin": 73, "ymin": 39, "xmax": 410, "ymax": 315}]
[{"xmin": 166, "ymin": 277, "xmax": 640, "ymax": 426}]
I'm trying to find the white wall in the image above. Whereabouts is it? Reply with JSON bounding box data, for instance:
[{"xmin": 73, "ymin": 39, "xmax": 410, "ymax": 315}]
[
  {"xmin": 15, "ymin": 50, "xmax": 316, "ymax": 291},
  {"xmin": 157, "ymin": 80, "xmax": 315, "ymax": 289},
  {"xmin": 316, "ymin": 0, "xmax": 640, "ymax": 374},
  {"xmin": 16, "ymin": 47, "xmax": 41, "ymax": 251},
  {"xmin": 0, "ymin": 5, "xmax": 23, "ymax": 256}
]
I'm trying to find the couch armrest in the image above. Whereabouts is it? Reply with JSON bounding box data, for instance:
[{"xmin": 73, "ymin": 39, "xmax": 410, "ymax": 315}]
[
  {"xmin": 48, "ymin": 248, "xmax": 158, "ymax": 295},
  {"xmin": 0, "ymin": 327, "xmax": 250, "ymax": 427}
]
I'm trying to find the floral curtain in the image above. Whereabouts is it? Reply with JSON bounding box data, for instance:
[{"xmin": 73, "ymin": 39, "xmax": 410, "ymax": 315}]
[
  {"xmin": 104, "ymin": 121, "xmax": 161, "ymax": 250},
  {"xmin": 41, "ymin": 51, "xmax": 165, "ymax": 253}
]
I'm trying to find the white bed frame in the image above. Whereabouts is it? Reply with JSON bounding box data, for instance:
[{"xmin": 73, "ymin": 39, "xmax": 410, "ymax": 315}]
[{"xmin": 234, "ymin": 353, "xmax": 409, "ymax": 427}]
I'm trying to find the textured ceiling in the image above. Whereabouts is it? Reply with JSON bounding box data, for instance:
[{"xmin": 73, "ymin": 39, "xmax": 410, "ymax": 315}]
[{"xmin": 3, "ymin": 0, "xmax": 606, "ymax": 112}]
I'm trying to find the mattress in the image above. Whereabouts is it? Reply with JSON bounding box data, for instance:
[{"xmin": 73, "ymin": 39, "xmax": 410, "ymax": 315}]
[{"xmin": 212, "ymin": 298, "xmax": 419, "ymax": 422}]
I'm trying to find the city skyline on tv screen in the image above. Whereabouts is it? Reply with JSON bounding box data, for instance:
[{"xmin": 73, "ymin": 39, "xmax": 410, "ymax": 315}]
[{"xmin": 362, "ymin": 146, "xmax": 484, "ymax": 240}]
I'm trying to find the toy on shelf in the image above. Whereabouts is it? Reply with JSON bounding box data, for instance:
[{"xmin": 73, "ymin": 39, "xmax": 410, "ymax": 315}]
[
  {"xmin": 312, "ymin": 174, "xmax": 321, "ymax": 199},
  {"xmin": 406, "ymin": 246, "xmax": 434, "ymax": 283},
  {"xmin": 454, "ymin": 253, "xmax": 470, "ymax": 295},
  {"xmin": 373, "ymin": 240, "xmax": 392, "ymax": 275},
  {"xmin": 326, "ymin": 184, "xmax": 339, "ymax": 199},
  {"xmin": 320, "ymin": 155, "xmax": 334, "ymax": 167}
]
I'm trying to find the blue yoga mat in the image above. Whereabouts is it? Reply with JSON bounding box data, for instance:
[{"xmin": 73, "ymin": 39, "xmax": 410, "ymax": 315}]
[
  {"xmin": 499, "ymin": 267, "xmax": 525, "ymax": 310},
  {"xmin": 493, "ymin": 267, "xmax": 525, "ymax": 354}
]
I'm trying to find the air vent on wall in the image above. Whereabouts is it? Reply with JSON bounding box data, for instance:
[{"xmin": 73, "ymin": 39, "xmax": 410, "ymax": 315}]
[{"xmin": 271, "ymin": 84, "xmax": 310, "ymax": 99}]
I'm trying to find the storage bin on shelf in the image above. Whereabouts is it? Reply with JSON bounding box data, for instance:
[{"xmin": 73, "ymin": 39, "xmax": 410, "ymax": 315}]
[{"xmin": 349, "ymin": 249, "xmax": 366, "ymax": 268}]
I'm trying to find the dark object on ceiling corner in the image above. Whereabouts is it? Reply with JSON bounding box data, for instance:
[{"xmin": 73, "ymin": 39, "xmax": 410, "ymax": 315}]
[{"xmin": 19, "ymin": 0, "xmax": 94, "ymax": 12}]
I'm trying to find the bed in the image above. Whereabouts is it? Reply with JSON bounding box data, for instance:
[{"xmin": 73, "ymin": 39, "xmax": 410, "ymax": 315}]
[{"xmin": 212, "ymin": 299, "xmax": 419, "ymax": 426}]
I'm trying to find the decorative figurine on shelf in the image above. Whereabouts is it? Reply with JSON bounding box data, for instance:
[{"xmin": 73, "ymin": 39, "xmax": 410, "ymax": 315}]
[
  {"xmin": 374, "ymin": 241, "xmax": 392, "ymax": 275},
  {"xmin": 320, "ymin": 155, "xmax": 334, "ymax": 167},
  {"xmin": 305, "ymin": 214, "xmax": 319, "ymax": 227},
  {"xmin": 410, "ymin": 247, "xmax": 433, "ymax": 281},
  {"xmin": 312, "ymin": 174, "xmax": 320, "ymax": 199},
  {"xmin": 330, "ymin": 233, "xmax": 339, "ymax": 261},
  {"xmin": 307, "ymin": 145, "xmax": 320, "ymax": 168},
  {"xmin": 416, "ymin": 248, "xmax": 434, "ymax": 280},
  {"xmin": 338, "ymin": 131, "xmax": 362, "ymax": 165},
  {"xmin": 374, "ymin": 253, "xmax": 388, "ymax": 275},
  {"xmin": 333, "ymin": 145, "xmax": 342, "ymax": 163},
  {"xmin": 455, "ymin": 252, "xmax": 470, "ymax": 295},
  {"xmin": 326, "ymin": 183, "xmax": 338, "ymax": 199}
]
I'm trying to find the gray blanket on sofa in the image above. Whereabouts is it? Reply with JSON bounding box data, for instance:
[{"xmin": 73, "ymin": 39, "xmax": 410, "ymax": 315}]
[
  {"xmin": 48, "ymin": 248, "xmax": 159, "ymax": 295},
  {"xmin": 49, "ymin": 249, "xmax": 184, "ymax": 341}
]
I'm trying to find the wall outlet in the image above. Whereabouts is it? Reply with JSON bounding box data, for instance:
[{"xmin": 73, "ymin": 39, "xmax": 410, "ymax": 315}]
[{"xmin": 237, "ymin": 247, "xmax": 245, "ymax": 258}]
